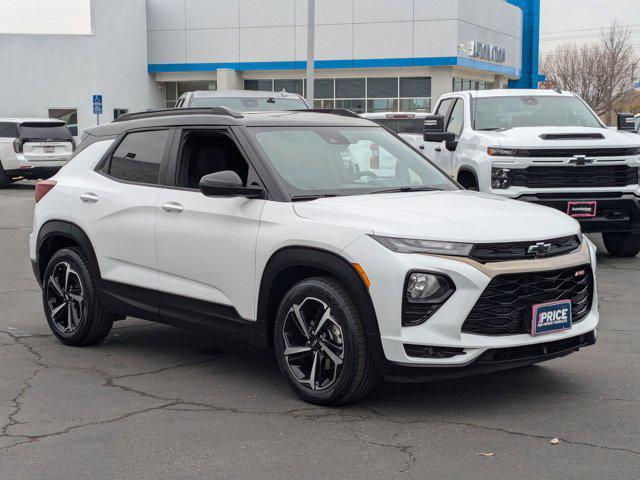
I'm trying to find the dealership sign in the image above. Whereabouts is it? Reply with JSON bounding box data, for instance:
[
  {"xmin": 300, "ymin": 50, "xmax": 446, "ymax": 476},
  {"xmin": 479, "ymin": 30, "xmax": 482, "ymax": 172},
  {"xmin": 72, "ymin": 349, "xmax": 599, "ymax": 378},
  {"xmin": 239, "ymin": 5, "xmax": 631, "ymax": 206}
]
[{"xmin": 459, "ymin": 41, "xmax": 506, "ymax": 64}]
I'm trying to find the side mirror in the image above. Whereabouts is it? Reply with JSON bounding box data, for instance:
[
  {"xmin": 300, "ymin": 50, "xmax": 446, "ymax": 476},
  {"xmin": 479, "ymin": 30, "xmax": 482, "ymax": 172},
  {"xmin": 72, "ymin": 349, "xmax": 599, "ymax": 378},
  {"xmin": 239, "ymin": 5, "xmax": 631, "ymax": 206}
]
[
  {"xmin": 199, "ymin": 171, "xmax": 264, "ymax": 198},
  {"xmin": 423, "ymin": 114, "xmax": 456, "ymax": 143},
  {"xmin": 617, "ymin": 112, "xmax": 635, "ymax": 131}
]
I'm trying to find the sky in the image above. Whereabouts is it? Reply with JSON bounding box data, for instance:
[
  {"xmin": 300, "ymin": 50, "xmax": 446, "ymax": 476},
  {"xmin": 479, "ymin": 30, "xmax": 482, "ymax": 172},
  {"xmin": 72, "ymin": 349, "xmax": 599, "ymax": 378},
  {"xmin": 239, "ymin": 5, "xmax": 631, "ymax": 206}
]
[
  {"xmin": 0, "ymin": 0, "xmax": 91, "ymax": 35},
  {"xmin": 540, "ymin": 0, "xmax": 640, "ymax": 54}
]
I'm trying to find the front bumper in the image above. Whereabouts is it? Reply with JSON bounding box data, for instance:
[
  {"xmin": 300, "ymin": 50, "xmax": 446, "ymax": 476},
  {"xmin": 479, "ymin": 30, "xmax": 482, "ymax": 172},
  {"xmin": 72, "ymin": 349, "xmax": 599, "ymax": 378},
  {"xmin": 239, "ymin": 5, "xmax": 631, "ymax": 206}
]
[
  {"xmin": 517, "ymin": 193, "xmax": 640, "ymax": 233},
  {"xmin": 341, "ymin": 235, "xmax": 599, "ymax": 369}
]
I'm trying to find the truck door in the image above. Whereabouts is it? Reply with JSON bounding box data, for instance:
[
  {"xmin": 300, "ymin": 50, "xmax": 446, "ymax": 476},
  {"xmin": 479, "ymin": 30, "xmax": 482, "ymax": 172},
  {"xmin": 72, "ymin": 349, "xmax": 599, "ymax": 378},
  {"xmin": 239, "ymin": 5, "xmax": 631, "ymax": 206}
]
[{"xmin": 423, "ymin": 98, "xmax": 454, "ymax": 174}]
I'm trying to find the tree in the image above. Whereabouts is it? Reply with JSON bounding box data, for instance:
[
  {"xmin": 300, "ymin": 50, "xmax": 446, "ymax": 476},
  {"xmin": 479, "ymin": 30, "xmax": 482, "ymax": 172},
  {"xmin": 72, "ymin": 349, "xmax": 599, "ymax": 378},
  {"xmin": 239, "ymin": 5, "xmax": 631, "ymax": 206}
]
[{"xmin": 541, "ymin": 23, "xmax": 639, "ymax": 124}]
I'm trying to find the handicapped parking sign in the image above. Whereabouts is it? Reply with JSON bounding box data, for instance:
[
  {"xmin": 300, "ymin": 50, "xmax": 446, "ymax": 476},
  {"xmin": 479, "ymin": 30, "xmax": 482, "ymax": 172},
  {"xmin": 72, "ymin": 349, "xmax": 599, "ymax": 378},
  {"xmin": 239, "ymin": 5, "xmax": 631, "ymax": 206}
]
[{"xmin": 92, "ymin": 95, "xmax": 103, "ymax": 115}]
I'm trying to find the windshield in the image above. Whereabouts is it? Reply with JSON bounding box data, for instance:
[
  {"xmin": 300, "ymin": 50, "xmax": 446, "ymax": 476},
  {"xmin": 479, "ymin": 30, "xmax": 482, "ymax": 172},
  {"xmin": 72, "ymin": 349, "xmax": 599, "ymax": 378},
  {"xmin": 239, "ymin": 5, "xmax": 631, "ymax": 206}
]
[
  {"xmin": 249, "ymin": 126, "xmax": 456, "ymax": 197},
  {"xmin": 473, "ymin": 96, "xmax": 602, "ymax": 130},
  {"xmin": 189, "ymin": 96, "xmax": 309, "ymax": 111},
  {"xmin": 371, "ymin": 118, "xmax": 424, "ymax": 134}
]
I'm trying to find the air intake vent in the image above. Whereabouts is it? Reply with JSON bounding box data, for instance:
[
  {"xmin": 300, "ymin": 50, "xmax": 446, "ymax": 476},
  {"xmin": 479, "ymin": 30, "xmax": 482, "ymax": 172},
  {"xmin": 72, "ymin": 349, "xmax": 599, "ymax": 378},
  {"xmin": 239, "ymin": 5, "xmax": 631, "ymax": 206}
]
[{"xmin": 539, "ymin": 133, "xmax": 605, "ymax": 140}]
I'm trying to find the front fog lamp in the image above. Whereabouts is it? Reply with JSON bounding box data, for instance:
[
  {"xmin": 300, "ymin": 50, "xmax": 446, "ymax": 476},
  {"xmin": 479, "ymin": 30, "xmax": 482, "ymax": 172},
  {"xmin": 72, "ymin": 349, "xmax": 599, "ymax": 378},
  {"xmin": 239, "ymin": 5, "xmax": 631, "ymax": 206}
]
[
  {"xmin": 403, "ymin": 272, "xmax": 455, "ymax": 326},
  {"xmin": 406, "ymin": 273, "xmax": 453, "ymax": 303},
  {"xmin": 491, "ymin": 167, "xmax": 512, "ymax": 189}
]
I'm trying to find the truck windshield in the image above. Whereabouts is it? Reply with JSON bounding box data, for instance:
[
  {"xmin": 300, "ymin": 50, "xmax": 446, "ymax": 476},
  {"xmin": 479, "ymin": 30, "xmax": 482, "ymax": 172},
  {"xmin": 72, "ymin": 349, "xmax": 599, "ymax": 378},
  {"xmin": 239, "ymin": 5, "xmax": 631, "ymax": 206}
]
[
  {"xmin": 249, "ymin": 126, "xmax": 456, "ymax": 198},
  {"xmin": 372, "ymin": 118, "xmax": 425, "ymax": 134},
  {"xmin": 189, "ymin": 96, "xmax": 309, "ymax": 111},
  {"xmin": 473, "ymin": 96, "xmax": 602, "ymax": 130}
]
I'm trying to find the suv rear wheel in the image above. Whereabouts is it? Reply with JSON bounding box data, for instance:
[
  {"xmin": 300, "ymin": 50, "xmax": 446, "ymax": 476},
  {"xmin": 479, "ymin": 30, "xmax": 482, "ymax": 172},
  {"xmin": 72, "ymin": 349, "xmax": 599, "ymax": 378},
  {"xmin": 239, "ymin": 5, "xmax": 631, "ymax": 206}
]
[
  {"xmin": 602, "ymin": 232, "xmax": 640, "ymax": 257},
  {"xmin": 42, "ymin": 248, "xmax": 115, "ymax": 345},
  {"xmin": 274, "ymin": 277, "xmax": 378, "ymax": 405}
]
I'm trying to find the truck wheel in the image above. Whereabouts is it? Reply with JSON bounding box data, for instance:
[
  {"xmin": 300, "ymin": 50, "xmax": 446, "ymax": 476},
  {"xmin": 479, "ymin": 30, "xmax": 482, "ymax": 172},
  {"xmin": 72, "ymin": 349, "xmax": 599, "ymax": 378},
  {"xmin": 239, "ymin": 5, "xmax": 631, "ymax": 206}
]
[
  {"xmin": 42, "ymin": 247, "xmax": 115, "ymax": 345},
  {"xmin": 0, "ymin": 164, "xmax": 10, "ymax": 188},
  {"xmin": 602, "ymin": 232, "xmax": 640, "ymax": 257},
  {"xmin": 457, "ymin": 170, "xmax": 478, "ymax": 191},
  {"xmin": 274, "ymin": 276, "xmax": 378, "ymax": 405}
]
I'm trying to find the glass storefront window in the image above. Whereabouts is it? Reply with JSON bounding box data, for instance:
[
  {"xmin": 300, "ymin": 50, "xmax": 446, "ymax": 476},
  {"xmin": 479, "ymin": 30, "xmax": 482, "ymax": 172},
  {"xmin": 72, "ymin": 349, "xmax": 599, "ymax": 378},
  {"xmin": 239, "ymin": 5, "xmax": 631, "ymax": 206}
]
[
  {"xmin": 335, "ymin": 99, "xmax": 365, "ymax": 113},
  {"xmin": 244, "ymin": 79, "xmax": 274, "ymax": 91},
  {"xmin": 314, "ymin": 99, "xmax": 335, "ymax": 108},
  {"xmin": 314, "ymin": 79, "xmax": 334, "ymax": 99},
  {"xmin": 335, "ymin": 78, "xmax": 365, "ymax": 99},
  {"xmin": 366, "ymin": 98, "xmax": 398, "ymax": 112},
  {"xmin": 274, "ymin": 79, "xmax": 303, "ymax": 95},
  {"xmin": 48, "ymin": 108, "xmax": 78, "ymax": 136},
  {"xmin": 399, "ymin": 98, "xmax": 430, "ymax": 112},
  {"xmin": 453, "ymin": 78, "xmax": 495, "ymax": 92},
  {"xmin": 400, "ymin": 77, "xmax": 431, "ymax": 98},
  {"xmin": 367, "ymin": 78, "xmax": 398, "ymax": 98}
]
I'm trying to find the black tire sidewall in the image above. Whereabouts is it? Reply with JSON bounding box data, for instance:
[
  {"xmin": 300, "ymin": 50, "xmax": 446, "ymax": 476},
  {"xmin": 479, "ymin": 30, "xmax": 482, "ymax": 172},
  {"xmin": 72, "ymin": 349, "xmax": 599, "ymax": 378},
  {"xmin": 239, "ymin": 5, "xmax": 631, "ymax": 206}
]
[
  {"xmin": 42, "ymin": 248, "xmax": 101, "ymax": 344},
  {"xmin": 602, "ymin": 232, "xmax": 640, "ymax": 257},
  {"xmin": 274, "ymin": 278, "xmax": 365, "ymax": 405}
]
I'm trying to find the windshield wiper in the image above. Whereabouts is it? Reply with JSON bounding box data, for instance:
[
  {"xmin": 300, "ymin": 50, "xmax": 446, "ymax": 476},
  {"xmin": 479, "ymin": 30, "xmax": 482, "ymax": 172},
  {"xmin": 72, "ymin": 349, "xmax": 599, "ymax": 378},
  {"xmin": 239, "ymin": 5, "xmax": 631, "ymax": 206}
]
[
  {"xmin": 369, "ymin": 186, "xmax": 443, "ymax": 194},
  {"xmin": 477, "ymin": 127, "xmax": 508, "ymax": 131},
  {"xmin": 290, "ymin": 193, "xmax": 338, "ymax": 202}
]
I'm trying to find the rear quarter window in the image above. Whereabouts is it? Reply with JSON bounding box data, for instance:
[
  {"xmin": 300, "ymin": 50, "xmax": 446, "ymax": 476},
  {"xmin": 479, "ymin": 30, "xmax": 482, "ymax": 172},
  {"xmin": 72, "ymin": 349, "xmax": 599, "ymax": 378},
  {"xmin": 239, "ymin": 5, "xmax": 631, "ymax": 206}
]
[{"xmin": 0, "ymin": 122, "xmax": 19, "ymax": 138}]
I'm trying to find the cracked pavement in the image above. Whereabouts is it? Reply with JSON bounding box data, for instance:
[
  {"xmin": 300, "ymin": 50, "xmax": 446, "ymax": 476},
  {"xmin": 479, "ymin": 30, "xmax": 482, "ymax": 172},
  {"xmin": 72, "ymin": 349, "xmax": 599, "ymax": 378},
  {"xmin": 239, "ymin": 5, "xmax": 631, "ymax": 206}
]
[{"xmin": 1, "ymin": 183, "xmax": 639, "ymax": 479}]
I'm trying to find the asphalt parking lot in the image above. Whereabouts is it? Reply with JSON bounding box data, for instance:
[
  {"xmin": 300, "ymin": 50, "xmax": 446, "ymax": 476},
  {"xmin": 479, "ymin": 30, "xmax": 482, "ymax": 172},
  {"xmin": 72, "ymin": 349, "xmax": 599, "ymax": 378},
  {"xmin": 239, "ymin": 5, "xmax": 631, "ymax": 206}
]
[{"xmin": 0, "ymin": 182, "xmax": 639, "ymax": 479}]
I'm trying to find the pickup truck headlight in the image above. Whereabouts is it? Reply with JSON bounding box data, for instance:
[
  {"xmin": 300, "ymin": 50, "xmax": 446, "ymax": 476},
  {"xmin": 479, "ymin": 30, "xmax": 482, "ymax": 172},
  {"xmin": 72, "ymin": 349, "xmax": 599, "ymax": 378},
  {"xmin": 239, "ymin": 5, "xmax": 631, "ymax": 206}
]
[
  {"xmin": 372, "ymin": 236, "xmax": 473, "ymax": 256},
  {"xmin": 487, "ymin": 147, "xmax": 518, "ymax": 157},
  {"xmin": 491, "ymin": 167, "xmax": 513, "ymax": 189}
]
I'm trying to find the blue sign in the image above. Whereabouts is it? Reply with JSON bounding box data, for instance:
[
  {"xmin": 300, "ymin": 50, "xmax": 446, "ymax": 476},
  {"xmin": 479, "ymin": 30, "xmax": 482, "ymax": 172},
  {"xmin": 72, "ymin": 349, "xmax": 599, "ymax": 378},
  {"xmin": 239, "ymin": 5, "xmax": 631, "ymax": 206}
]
[
  {"xmin": 531, "ymin": 300, "xmax": 572, "ymax": 336},
  {"xmin": 93, "ymin": 94, "xmax": 103, "ymax": 115}
]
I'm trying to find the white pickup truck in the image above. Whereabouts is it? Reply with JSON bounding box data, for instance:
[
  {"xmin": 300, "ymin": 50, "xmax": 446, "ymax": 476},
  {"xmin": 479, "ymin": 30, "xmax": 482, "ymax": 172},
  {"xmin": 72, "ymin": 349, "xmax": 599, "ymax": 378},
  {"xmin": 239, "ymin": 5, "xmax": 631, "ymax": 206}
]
[{"xmin": 423, "ymin": 89, "xmax": 640, "ymax": 257}]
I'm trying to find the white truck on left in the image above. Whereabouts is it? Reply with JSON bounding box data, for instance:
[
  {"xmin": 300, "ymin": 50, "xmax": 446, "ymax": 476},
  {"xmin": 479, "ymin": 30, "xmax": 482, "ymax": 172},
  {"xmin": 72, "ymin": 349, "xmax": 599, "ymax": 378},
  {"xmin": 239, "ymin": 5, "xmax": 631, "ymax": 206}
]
[{"xmin": 0, "ymin": 119, "xmax": 75, "ymax": 188}]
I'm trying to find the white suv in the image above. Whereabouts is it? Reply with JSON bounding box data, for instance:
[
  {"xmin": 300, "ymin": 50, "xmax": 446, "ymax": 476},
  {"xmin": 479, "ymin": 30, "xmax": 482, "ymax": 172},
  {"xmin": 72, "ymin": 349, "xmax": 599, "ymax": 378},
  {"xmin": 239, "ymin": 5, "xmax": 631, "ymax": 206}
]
[
  {"xmin": 30, "ymin": 107, "xmax": 599, "ymax": 405},
  {"xmin": 0, "ymin": 118, "xmax": 75, "ymax": 187}
]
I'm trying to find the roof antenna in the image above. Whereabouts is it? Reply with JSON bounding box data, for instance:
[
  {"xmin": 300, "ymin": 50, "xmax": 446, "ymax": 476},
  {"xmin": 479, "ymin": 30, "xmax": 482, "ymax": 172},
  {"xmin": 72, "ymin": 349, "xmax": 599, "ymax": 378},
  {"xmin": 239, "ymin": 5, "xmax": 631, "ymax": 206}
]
[{"xmin": 281, "ymin": 88, "xmax": 288, "ymax": 96}]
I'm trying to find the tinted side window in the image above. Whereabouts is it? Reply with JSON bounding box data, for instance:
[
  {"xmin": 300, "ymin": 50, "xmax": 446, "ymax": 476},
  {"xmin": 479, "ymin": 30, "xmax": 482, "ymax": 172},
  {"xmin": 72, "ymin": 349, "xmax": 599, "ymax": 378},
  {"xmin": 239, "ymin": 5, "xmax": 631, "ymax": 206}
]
[
  {"xmin": 0, "ymin": 122, "xmax": 18, "ymax": 138},
  {"xmin": 108, "ymin": 130, "xmax": 169, "ymax": 185}
]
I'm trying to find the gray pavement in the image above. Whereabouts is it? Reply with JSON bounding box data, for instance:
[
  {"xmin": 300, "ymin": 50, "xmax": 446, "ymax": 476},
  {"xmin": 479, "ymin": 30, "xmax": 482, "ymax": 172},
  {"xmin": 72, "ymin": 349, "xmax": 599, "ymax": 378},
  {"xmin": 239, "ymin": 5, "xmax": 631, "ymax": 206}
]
[{"xmin": 0, "ymin": 182, "xmax": 639, "ymax": 479}]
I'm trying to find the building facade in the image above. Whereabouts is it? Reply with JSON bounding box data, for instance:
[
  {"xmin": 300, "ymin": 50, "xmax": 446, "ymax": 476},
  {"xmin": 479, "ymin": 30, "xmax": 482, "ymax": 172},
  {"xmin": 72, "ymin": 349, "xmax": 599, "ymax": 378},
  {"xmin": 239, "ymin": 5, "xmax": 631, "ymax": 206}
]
[{"xmin": 0, "ymin": 0, "xmax": 540, "ymax": 135}]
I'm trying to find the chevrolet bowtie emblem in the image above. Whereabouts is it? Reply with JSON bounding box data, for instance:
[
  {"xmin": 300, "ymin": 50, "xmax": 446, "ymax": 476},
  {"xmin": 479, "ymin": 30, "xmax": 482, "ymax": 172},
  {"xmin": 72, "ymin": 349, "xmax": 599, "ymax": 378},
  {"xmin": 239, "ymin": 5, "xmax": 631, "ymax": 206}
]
[
  {"xmin": 527, "ymin": 242, "xmax": 552, "ymax": 256},
  {"xmin": 568, "ymin": 155, "xmax": 595, "ymax": 166}
]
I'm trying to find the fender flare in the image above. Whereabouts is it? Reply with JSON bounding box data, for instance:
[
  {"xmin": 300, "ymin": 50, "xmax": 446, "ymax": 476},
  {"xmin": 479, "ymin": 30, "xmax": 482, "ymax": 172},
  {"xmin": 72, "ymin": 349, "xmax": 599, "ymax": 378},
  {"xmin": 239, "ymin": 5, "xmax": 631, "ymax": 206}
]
[
  {"xmin": 36, "ymin": 220, "xmax": 101, "ymax": 283},
  {"xmin": 256, "ymin": 246, "xmax": 384, "ymax": 360}
]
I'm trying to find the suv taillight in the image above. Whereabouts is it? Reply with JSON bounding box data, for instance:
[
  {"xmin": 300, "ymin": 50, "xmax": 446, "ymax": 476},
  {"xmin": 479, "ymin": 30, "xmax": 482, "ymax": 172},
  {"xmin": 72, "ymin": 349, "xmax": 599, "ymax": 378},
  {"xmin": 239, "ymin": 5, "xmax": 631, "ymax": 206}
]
[
  {"xmin": 13, "ymin": 138, "xmax": 23, "ymax": 153},
  {"xmin": 35, "ymin": 180, "xmax": 56, "ymax": 203}
]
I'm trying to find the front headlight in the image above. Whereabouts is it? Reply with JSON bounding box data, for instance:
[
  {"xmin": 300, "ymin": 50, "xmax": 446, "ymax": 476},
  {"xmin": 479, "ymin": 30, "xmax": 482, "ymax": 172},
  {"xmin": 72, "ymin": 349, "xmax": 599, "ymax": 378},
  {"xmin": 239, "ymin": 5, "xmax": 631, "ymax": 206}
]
[
  {"xmin": 487, "ymin": 147, "xmax": 518, "ymax": 157},
  {"xmin": 371, "ymin": 236, "xmax": 473, "ymax": 256}
]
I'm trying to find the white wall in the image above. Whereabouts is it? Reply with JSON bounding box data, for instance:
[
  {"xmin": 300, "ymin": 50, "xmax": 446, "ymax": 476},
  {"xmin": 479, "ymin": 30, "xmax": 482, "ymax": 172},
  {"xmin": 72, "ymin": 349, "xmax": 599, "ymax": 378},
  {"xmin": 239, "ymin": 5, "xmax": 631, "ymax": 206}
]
[
  {"xmin": 0, "ymin": 0, "xmax": 165, "ymax": 134},
  {"xmin": 147, "ymin": 0, "xmax": 522, "ymax": 74}
]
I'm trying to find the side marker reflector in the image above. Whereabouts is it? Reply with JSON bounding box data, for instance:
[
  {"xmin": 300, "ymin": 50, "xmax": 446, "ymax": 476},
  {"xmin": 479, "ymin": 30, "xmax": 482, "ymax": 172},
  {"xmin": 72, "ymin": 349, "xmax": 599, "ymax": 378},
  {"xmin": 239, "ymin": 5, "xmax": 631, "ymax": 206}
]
[{"xmin": 352, "ymin": 263, "xmax": 370, "ymax": 289}]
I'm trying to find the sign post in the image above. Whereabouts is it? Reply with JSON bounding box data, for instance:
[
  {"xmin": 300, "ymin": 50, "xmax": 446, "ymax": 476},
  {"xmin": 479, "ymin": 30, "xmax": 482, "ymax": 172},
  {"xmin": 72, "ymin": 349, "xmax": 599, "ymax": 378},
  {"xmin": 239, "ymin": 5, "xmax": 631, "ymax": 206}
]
[{"xmin": 92, "ymin": 95, "xmax": 103, "ymax": 125}]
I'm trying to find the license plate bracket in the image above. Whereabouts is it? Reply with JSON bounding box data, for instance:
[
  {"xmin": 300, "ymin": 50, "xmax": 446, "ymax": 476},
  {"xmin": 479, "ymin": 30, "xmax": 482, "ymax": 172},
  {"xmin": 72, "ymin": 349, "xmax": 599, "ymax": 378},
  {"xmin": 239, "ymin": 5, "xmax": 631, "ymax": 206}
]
[
  {"xmin": 567, "ymin": 201, "xmax": 597, "ymax": 218},
  {"xmin": 531, "ymin": 300, "xmax": 572, "ymax": 336}
]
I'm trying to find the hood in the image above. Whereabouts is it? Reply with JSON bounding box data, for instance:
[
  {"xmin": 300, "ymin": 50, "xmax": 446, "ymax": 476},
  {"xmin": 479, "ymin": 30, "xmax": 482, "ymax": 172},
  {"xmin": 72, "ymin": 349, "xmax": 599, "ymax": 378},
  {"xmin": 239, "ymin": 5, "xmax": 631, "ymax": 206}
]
[
  {"xmin": 293, "ymin": 190, "xmax": 580, "ymax": 243},
  {"xmin": 476, "ymin": 126, "xmax": 640, "ymax": 149}
]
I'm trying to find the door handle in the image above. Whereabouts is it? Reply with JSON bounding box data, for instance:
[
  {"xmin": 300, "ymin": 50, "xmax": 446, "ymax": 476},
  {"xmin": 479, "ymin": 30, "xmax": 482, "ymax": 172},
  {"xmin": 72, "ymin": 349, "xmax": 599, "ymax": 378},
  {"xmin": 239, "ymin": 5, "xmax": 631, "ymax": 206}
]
[
  {"xmin": 161, "ymin": 202, "xmax": 184, "ymax": 214},
  {"xmin": 419, "ymin": 145, "xmax": 425, "ymax": 150},
  {"xmin": 79, "ymin": 192, "xmax": 99, "ymax": 203},
  {"xmin": 434, "ymin": 147, "xmax": 442, "ymax": 152}
]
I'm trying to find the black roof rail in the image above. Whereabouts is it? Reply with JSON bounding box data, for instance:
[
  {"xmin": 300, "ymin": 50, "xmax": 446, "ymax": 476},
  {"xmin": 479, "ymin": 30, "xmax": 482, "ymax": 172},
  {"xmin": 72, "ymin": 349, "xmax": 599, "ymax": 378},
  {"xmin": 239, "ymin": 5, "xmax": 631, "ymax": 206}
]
[
  {"xmin": 305, "ymin": 108, "xmax": 362, "ymax": 119},
  {"xmin": 112, "ymin": 106, "xmax": 244, "ymax": 123}
]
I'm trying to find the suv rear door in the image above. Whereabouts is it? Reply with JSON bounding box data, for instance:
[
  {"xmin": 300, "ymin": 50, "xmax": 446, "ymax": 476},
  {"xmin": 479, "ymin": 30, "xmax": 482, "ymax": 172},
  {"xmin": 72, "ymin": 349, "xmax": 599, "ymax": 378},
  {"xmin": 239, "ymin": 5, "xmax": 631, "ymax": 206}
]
[
  {"xmin": 17, "ymin": 122, "xmax": 74, "ymax": 162},
  {"xmin": 72, "ymin": 128, "xmax": 174, "ymax": 318}
]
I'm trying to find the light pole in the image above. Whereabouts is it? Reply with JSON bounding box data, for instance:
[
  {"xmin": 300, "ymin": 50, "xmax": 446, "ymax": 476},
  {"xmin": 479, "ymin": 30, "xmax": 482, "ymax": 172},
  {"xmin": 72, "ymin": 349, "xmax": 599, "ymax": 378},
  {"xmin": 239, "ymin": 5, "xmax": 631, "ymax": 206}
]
[{"xmin": 306, "ymin": 0, "xmax": 315, "ymax": 106}]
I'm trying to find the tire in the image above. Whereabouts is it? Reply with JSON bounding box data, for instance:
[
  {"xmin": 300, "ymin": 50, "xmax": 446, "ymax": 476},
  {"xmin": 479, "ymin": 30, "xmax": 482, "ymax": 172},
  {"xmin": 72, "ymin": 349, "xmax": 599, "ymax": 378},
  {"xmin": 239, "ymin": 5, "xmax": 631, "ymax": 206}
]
[
  {"xmin": 0, "ymin": 163, "xmax": 10, "ymax": 188},
  {"xmin": 274, "ymin": 276, "xmax": 378, "ymax": 405},
  {"xmin": 42, "ymin": 247, "xmax": 114, "ymax": 345},
  {"xmin": 602, "ymin": 232, "xmax": 640, "ymax": 258}
]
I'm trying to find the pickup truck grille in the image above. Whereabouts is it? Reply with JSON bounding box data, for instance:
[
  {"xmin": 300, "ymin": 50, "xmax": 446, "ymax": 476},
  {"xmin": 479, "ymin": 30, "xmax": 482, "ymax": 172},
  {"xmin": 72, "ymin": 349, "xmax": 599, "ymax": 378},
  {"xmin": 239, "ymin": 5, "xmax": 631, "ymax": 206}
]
[
  {"xmin": 470, "ymin": 235, "xmax": 581, "ymax": 263},
  {"xmin": 462, "ymin": 265, "xmax": 593, "ymax": 336},
  {"xmin": 513, "ymin": 147, "xmax": 637, "ymax": 157},
  {"xmin": 511, "ymin": 165, "xmax": 638, "ymax": 188}
]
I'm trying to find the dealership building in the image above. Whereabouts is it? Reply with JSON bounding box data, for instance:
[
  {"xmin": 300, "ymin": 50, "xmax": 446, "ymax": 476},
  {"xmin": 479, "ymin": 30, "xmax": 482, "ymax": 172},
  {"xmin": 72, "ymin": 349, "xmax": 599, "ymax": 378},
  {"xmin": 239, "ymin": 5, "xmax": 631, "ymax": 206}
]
[{"xmin": 0, "ymin": 0, "xmax": 540, "ymax": 135}]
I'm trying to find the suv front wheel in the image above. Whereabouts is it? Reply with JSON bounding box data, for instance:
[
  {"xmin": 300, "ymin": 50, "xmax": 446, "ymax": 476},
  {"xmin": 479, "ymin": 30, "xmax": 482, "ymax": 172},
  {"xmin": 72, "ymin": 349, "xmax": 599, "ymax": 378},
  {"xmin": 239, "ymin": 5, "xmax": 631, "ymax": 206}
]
[
  {"xmin": 602, "ymin": 232, "xmax": 640, "ymax": 257},
  {"xmin": 274, "ymin": 277, "xmax": 378, "ymax": 405},
  {"xmin": 42, "ymin": 248, "xmax": 115, "ymax": 345}
]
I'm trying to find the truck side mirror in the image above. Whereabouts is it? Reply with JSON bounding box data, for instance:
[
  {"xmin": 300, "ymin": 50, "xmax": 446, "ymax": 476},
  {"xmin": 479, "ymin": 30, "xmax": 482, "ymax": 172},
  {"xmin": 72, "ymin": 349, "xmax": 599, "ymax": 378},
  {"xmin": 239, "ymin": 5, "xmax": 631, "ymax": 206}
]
[
  {"xmin": 617, "ymin": 112, "xmax": 635, "ymax": 131},
  {"xmin": 423, "ymin": 115, "xmax": 456, "ymax": 143}
]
